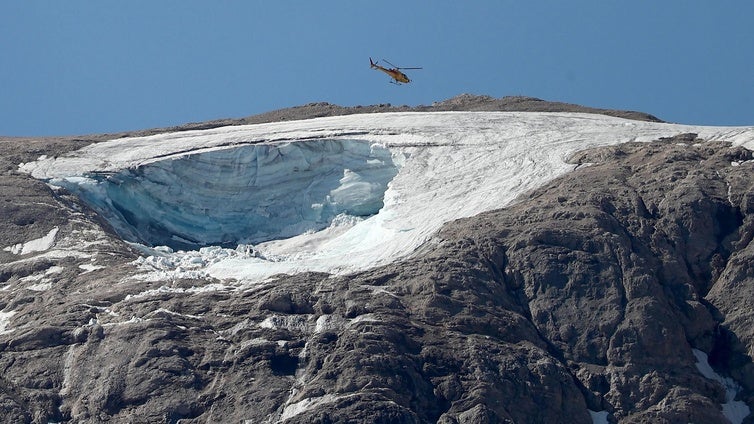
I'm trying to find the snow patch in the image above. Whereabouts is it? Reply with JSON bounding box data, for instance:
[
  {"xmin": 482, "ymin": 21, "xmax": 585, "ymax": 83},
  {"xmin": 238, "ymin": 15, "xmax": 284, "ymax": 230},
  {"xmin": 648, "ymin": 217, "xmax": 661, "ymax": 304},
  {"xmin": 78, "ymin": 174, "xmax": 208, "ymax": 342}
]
[
  {"xmin": 280, "ymin": 394, "xmax": 343, "ymax": 421},
  {"xmin": 26, "ymin": 282, "xmax": 52, "ymax": 292},
  {"xmin": 79, "ymin": 263, "xmax": 105, "ymax": 274},
  {"xmin": 259, "ymin": 315, "xmax": 311, "ymax": 332},
  {"xmin": 314, "ymin": 314, "xmax": 353, "ymax": 334},
  {"xmin": 256, "ymin": 314, "xmax": 368, "ymax": 335},
  {"xmin": 101, "ymin": 316, "xmax": 145, "ymax": 327},
  {"xmin": 16, "ymin": 265, "xmax": 65, "ymax": 292},
  {"xmin": 123, "ymin": 283, "xmax": 231, "ymax": 300},
  {"xmin": 588, "ymin": 410, "xmax": 609, "ymax": 424},
  {"xmin": 693, "ymin": 348, "xmax": 750, "ymax": 423},
  {"xmin": 348, "ymin": 313, "xmax": 381, "ymax": 325},
  {"xmin": 4, "ymin": 227, "xmax": 59, "ymax": 255},
  {"xmin": 0, "ymin": 310, "xmax": 17, "ymax": 335},
  {"xmin": 150, "ymin": 308, "xmax": 203, "ymax": 320},
  {"xmin": 19, "ymin": 265, "xmax": 64, "ymax": 282}
]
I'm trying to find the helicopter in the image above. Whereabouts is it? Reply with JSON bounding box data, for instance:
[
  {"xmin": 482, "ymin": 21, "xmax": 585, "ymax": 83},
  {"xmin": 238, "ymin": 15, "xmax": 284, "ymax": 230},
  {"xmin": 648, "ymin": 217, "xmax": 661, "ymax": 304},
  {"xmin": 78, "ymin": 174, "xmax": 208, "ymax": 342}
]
[{"xmin": 370, "ymin": 57, "xmax": 422, "ymax": 84}]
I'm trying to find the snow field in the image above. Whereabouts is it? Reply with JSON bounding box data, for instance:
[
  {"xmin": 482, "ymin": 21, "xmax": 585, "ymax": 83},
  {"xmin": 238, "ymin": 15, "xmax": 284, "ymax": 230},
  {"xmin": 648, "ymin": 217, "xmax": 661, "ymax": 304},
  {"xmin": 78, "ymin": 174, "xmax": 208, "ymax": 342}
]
[{"xmin": 19, "ymin": 112, "xmax": 754, "ymax": 284}]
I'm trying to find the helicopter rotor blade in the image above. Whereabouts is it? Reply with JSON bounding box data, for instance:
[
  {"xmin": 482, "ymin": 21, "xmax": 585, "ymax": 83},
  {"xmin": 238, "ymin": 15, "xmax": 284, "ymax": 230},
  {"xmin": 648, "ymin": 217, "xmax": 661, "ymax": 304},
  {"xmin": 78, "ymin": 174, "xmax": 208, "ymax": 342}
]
[
  {"xmin": 382, "ymin": 59, "xmax": 399, "ymax": 69},
  {"xmin": 382, "ymin": 59, "xmax": 422, "ymax": 70}
]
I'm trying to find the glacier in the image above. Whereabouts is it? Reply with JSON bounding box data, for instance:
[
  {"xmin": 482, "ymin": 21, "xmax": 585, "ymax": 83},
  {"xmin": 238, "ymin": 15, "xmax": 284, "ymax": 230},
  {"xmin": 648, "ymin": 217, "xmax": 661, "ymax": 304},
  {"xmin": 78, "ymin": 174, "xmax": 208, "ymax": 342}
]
[{"xmin": 20, "ymin": 111, "xmax": 754, "ymax": 283}]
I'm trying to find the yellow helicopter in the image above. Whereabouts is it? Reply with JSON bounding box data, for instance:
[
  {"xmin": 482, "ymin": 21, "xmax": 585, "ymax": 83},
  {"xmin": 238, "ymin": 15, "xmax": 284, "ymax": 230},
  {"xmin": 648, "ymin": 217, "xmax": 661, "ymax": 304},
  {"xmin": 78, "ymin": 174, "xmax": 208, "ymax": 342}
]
[{"xmin": 370, "ymin": 57, "xmax": 422, "ymax": 84}]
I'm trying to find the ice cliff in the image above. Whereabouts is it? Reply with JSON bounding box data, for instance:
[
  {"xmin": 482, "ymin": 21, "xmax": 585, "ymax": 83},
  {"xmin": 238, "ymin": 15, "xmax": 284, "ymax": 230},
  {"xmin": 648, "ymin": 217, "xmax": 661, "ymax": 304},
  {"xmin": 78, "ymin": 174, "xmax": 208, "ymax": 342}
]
[{"xmin": 54, "ymin": 140, "xmax": 398, "ymax": 249}]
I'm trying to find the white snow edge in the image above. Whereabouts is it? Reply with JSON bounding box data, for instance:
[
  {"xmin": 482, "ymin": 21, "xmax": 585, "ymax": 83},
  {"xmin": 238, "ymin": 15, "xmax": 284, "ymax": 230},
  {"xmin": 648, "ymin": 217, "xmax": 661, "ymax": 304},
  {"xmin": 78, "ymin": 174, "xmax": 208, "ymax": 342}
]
[{"xmin": 693, "ymin": 348, "xmax": 750, "ymax": 423}]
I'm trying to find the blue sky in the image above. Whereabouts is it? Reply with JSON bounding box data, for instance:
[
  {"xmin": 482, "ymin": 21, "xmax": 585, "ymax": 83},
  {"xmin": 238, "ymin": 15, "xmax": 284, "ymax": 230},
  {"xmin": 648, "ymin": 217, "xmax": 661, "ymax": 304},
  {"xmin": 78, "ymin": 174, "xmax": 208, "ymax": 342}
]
[{"xmin": 2, "ymin": 1, "xmax": 753, "ymax": 136}]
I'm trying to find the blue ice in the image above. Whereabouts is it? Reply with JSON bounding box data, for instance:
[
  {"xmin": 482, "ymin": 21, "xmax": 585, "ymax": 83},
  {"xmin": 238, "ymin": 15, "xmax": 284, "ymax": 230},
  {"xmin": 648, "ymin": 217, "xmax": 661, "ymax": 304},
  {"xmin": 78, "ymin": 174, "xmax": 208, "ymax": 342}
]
[{"xmin": 58, "ymin": 139, "xmax": 399, "ymax": 250}]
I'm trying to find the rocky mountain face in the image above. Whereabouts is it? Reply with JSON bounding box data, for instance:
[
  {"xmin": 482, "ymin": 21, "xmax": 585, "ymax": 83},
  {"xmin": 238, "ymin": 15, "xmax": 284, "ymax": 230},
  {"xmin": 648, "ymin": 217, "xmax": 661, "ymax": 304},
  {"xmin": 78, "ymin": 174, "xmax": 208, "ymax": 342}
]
[{"xmin": 1, "ymin": 96, "xmax": 753, "ymax": 423}]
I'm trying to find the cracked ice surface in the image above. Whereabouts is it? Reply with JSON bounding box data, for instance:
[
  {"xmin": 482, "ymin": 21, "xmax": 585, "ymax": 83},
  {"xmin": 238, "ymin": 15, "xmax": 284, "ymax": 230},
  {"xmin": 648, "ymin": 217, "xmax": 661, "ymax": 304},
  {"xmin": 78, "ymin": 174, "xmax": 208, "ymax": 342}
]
[{"xmin": 21, "ymin": 112, "xmax": 754, "ymax": 282}]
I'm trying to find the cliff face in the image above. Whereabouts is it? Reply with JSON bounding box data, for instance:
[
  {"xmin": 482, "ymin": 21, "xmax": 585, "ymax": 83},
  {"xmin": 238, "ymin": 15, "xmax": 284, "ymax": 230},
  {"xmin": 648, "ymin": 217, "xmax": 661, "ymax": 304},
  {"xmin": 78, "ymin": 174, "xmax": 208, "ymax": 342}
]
[
  {"xmin": 1, "ymin": 98, "xmax": 753, "ymax": 423},
  {"xmin": 429, "ymin": 137, "xmax": 754, "ymax": 423}
]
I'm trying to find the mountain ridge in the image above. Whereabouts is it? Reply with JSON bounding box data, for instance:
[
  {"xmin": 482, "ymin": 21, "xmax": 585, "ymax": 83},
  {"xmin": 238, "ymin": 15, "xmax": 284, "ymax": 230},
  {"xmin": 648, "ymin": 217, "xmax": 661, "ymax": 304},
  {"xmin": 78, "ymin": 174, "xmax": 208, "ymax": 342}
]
[{"xmin": 1, "ymin": 94, "xmax": 662, "ymax": 142}]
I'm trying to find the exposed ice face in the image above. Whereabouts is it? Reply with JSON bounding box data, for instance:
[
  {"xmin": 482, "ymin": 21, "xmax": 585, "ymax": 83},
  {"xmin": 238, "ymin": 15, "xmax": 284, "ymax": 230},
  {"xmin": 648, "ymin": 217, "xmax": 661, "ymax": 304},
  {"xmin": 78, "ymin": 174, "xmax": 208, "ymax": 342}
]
[{"xmin": 55, "ymin": 139, "xmax": 399, "ymax": 250}]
